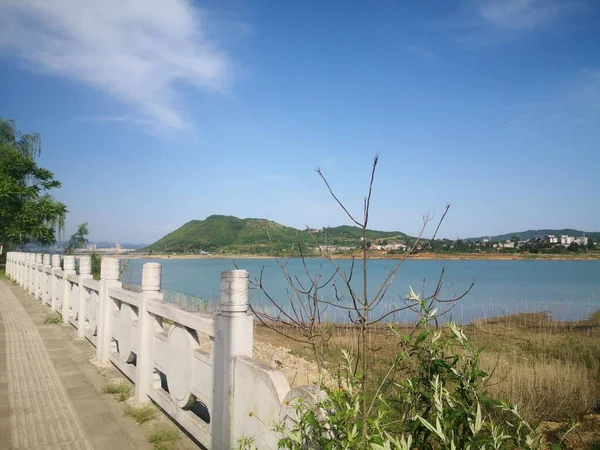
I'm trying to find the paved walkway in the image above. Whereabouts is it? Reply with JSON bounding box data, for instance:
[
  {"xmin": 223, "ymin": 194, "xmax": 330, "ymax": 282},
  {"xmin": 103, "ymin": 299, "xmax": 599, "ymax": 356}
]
[{"xmin": 0, "ymin": 279, "xmax": 151, "ymax": 450}]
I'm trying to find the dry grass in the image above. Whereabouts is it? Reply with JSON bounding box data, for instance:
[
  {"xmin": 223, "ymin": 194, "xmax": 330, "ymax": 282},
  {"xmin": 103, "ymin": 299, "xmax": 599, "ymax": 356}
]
[
  {"xmin": 43, "ymin": 313, "xmax": 62, "ymax": 324},
  {"xmin": 148, "ymin": 425, "xmax": 180, "ymax": 450},
  {"xmin": 483, "ymin": 354, "xmax": 597, "ymax": 422},
  {"xmin": 470, "ymin": 314, "xmax": 600, "ymax": 423},
  {"xmin": 124, "ymin": 404, "xmax": 157, "ymax": 424},
  {"xmin": 255, "ymin": 311, "xmax": 600, "ymax": 424},
  {"xmin": 101, "ymin": 380, "xmax": 133, "ymax": 402}
]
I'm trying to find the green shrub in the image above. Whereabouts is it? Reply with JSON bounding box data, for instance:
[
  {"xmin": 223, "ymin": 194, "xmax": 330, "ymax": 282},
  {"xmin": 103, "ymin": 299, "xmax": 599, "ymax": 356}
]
[
  {"xmin": 43, "ymin": 313, "xmax": 62, "ymax": 324},
  {"xmin": 124, "ymin": 404, "xmax": 157, "ymax": 424},
  {"xmin": 148, "ymin": 426, "xmax": 180, "ymax": 450},
  {"xmin": 101, "ymin": 380, "xmax": 133, "ymax": 402},
  {"xmin": 270, "ymin": 322, "xmax": 538, "ymax": 450}
]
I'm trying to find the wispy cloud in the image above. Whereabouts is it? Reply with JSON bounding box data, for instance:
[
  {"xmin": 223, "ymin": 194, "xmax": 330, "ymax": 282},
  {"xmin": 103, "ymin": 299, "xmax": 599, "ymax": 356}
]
[
  {"xmin": 0, "ymin": 0, "xmax": 232, "ymax": 130},
  {"xmin": 77, "ymin": 115, "xmax": 155, "ymax": 126},
  {"xmin": 442, "ymin": 0, "xmax": 586, "ymax": 49},
  {"xmin": 475, "ymin": 0, "xmax": 584, "ymax": 30}
]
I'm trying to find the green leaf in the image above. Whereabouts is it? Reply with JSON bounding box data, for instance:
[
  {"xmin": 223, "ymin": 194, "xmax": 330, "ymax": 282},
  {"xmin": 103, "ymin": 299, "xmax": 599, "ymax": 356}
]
[{"xmin": 415, "ymin": 331, "xmax": 429, "ymax": 346}]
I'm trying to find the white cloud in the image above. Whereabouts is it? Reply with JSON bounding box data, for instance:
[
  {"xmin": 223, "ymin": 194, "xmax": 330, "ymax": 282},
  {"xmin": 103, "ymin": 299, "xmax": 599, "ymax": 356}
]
[
  {"xmin": 0, "ymin": 0, "xmax": 232, "ymax": 130},
  {"xmin": 476, "ymin": 0, "xmax": 583, "ymax": 30}
]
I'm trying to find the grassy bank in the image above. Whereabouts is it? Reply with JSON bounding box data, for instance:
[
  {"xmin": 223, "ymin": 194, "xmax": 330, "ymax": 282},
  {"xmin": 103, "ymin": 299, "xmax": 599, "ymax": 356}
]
[{"xmin": 255, "ymin": 311, "xmax": 600, "ymax": 426}]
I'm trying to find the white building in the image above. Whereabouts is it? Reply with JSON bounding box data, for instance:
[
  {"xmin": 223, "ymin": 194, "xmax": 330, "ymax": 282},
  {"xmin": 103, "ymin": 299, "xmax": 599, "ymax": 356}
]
[
  {"xmin": 546, "ymin": 235, "xmax": 558, "ymax": 244},
  {"xmin": 574, "ymin": 236, "xmax": 588, "ymax": 246},
  {"xmin": 560, "ymin": 235, "xmax": 574, "ymax": 246}
]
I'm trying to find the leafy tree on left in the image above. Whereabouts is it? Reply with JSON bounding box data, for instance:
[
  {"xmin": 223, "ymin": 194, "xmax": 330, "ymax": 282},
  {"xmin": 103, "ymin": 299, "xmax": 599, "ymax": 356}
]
[{"xmin": 0, "ymin": 119, "xmax": 67, "ymax": 251}]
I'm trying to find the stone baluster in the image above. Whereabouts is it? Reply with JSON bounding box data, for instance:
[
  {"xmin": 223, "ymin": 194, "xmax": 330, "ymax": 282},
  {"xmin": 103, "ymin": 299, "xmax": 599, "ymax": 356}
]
[
  {"xmin": 97, "ymin": 258, "xmax": 121, "ymax": 363},
  {"xmin": 51, "ymin": 255, "xmax": 61, "ymax": 311},
  {"xmin": 62, "ymin": 255, "xmax": 76, "ymax": 323},
  {"xmin": 6, "ymin": 252, "xmax": 12, "ymax": 279},
  {"xmin": 35, "ymin": 253, "xmax": 43, "ymax": 299},
  {"xmin": 135, "ymin": 262, "xmax": 162, "ymax": 404},
  {"xmin": 28, "ymin": 253, "xmax": 36, "ymax": 293},
  {"xmin": 77, "ymin": 256, "xmax": 93, "ymax": 338},
  {"xmin": 20, "ymin": 253, "xmax": 25, "ymax": 286},
  {"xmin": 16, "ymin": 253, "xmax": 20, "ymax": 285},
  {"xmin": 213, "ymin": 269, "xmax": 252, "ymax": 449},
  {"xmin": 42, "ymin": 254, "xmax": 51, "ymax": 304},
  {"xmin": 17, "ymin": 252, "xmax": 24, "ymax": 287}
]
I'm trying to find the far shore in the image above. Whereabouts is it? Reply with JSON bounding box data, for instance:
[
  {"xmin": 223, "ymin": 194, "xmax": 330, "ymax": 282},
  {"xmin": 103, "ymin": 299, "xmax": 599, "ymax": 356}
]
[{"xmin": 112, "ymin": 251, "xmax": 600, "ymax": 261}]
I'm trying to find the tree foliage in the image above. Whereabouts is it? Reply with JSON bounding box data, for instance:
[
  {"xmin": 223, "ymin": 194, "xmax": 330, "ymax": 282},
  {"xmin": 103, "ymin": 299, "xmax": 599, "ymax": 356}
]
[
  {"xmin": 65, "ymin": 222, "xmax": 90, "ymax": 255},
  {"xmin": 0, "ymin": 119, "xmax": 66, "ymax": 250}
]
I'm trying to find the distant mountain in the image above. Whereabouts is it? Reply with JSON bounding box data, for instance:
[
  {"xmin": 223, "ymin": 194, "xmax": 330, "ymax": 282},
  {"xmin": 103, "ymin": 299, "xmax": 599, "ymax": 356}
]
[
  {"xmin": 146, "ymin": 215, "xmax": 409, "ymax": 253},
  {"xmin": 467, "ymin": 229, "xmax": 600, "ymax": 242}
]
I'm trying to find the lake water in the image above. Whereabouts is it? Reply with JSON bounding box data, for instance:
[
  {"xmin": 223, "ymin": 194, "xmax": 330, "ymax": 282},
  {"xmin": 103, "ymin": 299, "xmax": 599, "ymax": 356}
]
[{"xmin": 121, "ymin": 258, "xmax": 600, "ymax": 324}]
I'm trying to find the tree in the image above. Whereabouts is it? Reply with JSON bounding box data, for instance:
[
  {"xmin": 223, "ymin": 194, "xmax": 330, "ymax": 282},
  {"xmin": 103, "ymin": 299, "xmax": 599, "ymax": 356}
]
[
  {"xmin": 0, "ymin": 119, "xmax": 42, "ymax": 159},
  {"xmin": 65, "ymin": 222, "xmax": 89, "ymax": 255},
  {"xmin": 0, "ymin": 119, "xmax": 66, "ymax": 251}
]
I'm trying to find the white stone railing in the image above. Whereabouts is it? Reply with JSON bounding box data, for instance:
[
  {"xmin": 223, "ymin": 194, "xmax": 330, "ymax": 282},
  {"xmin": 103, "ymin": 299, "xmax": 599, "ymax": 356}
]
[{"xmin": 5, "ymin": 251, "xmax": 311, "ymax": 449}]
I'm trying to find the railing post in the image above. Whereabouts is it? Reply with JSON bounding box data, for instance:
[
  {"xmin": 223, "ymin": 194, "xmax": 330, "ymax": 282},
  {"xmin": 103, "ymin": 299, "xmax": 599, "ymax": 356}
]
[
  {"xmin": 20, "ymin": 253, "xmax": 26, "ymax": 287},
  {"xmin": 62, "ymin": 255, "xmax": 76, "ymax": 323},
  {"xmin": 51, "ymin": 255, "xmax": 61, "ymax": 311},
  {"xmin": 35, "ymin": 253, "xmax": 43, "ymax": 299},
  {"xmin": 77, "ymin": 256, "xmax": 93, "ymax": 338},
  {"xmin": 5, "ymin": 252, "xmax": 10, "ymax": 278},
  {"xmin": 27, "ymin": 253, "xmax": 34, "ymax": 293},
  {"xmin": 135, "ymin": 262, "xmax": 162, "ymax": 404},
  {"xmin": 16, "ymin": 252, "xmax": 23, "ymax": 285},
  {"xmin": 28, "ymin": 253, "xmax": 34, "ymax": 293},
  {"xmin": 19, "ymin": 253, "xmax": 24, "ymax": 286},
  {"xmin": 6, "ymin": 252, "xmax": 11, "ymax": 278},
  {"xmin": 97, "ymin": 258, "xmax": 121, "ymax": 363},
  {"xmin": 16, "ymin": 253, "xmax": 20, "ymax": 285},
  {"xmin": 42, "ymin": 254, "xmax": 51, "ymax": 304},
  {"xmin": 213, "ymin": 269, "xmax": 252, "ymax": 449}
]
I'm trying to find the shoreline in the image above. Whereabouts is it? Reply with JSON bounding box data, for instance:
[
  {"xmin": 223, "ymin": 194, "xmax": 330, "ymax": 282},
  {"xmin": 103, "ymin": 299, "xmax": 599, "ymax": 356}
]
[{"xmin": 117, "ymin": 251, "xmax": 600, "ymax": 261}]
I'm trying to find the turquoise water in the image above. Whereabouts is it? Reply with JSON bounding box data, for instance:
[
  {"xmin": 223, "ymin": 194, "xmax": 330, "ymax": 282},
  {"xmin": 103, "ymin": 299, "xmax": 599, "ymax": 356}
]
[{"xmin": 122, "ymin": 258, "xmax": 600, "ymax": 323}]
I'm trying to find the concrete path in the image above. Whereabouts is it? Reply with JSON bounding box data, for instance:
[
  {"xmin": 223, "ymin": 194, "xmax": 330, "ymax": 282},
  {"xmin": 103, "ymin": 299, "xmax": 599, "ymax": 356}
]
[{"xmin": 0, "ymin": 279, "xmax": 151, "ymax": 450}]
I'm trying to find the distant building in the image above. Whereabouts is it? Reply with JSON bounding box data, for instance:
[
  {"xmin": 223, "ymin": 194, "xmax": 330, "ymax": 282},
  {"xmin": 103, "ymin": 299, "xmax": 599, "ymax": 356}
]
[
  {"xmin": 546, "ymin": 235, "xmax": 558, "ymax": 244},
  {"xmin": 560, "ymin": 235, "xmax": 574, "ymax": 246},
  {"xmin": 574, "ymin": 236, "xmax": 588, "ymax": 246},
  {"xmin": 501, "ymin": 241, "xmax": 515, "ymax": 249}
]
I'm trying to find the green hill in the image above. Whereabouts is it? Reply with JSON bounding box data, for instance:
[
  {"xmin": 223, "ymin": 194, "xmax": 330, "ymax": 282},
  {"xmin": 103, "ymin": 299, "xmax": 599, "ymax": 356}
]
[
  {"xmin": 146, "ymin": 215, "xmax": 409, "ymax": 254},
  {"xmin": 468, "ymin": 229, "xmax": 600, "ymax": 242}
]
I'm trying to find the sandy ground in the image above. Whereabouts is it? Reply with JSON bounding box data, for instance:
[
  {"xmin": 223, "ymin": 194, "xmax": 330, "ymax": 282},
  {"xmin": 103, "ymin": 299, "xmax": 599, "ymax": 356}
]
[{"xmin": 252, "ymin": 340, "xmax": 322, "ymax": 387}]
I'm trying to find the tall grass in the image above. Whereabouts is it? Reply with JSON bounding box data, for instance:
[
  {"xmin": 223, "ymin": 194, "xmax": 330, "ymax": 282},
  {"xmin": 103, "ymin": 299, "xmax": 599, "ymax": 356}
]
[
  {"xmin": 483, "ymin": 354, "xmax": 597, "ymax": 422},
  {"xmin": 471, "ymin": 313, "xmax": 600, "ymax": 423},
  {"xmin": 255, "ymin": 310, "xmax": 600, "ymax": 424}
]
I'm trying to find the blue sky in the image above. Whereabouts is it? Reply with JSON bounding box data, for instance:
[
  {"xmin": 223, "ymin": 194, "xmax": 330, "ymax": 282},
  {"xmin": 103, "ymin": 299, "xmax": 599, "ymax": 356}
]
[{"xmin": 0, "ymin": 0, "xmax": 598, "ymax": 243}]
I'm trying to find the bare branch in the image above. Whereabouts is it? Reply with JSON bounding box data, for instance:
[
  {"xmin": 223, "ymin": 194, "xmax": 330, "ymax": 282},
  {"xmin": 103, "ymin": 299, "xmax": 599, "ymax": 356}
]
[{"xmin": 315, "ymin": 167, "xmax": 363, "ymax": 227}]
